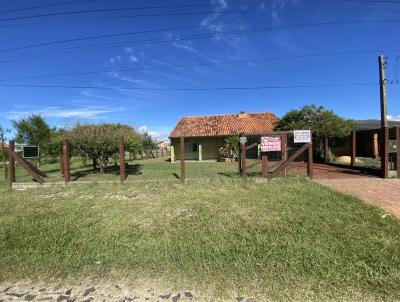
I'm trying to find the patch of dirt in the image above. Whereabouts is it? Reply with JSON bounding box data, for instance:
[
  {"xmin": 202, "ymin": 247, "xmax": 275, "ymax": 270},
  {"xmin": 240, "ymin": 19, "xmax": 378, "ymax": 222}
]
[{"xmin": 0, "ymin": 279, "xmax": 259, "ymax": 302}]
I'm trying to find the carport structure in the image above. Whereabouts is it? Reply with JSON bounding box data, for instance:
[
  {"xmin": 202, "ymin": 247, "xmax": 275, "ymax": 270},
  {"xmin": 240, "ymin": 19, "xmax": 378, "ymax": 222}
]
[{"xmin": 325, "ymin": 123, "xmax": 399, "ymax": 179}]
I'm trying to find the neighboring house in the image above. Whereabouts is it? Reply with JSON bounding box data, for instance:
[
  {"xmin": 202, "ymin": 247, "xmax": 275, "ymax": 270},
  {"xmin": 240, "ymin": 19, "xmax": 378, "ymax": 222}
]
[
  {"xmin": 169, "ymin": 111, "xmax": 278, "ymax": 161},
  {"xmin": 330, "ymin": 120, "xmax": 400, "ymax": 159},
  {"xmin": 157, "ymin": 141, "xmax": 171, "ymax": 150}
]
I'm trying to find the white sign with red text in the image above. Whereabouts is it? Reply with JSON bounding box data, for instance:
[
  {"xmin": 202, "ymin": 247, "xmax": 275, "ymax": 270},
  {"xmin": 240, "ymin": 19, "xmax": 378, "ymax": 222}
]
[{"xmin": 261, "ymin": 136, "xmax": 281, "ymax": 152}]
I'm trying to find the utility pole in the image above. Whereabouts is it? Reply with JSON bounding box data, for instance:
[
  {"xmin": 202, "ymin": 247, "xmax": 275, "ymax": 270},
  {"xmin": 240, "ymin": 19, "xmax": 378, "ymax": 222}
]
[
  {"xmin": 378, "ymin": 55, "xmax": 389, "ymax": 178},
  {"xmin": 378, "ymin": 55, "xmax": 388, "ymax": 128}
]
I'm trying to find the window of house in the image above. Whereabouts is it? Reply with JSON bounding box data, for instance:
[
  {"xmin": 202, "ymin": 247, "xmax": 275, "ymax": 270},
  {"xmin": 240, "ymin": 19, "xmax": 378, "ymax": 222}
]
[{"xmin": 185, "ymin": 143, "xmax": 198, "ymax": 152}]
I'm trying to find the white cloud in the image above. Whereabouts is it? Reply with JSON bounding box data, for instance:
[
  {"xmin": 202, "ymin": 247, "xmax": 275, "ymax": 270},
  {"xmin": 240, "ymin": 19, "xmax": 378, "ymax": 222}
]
[
  {"xmin": 108, "ymin": 55, "xmax": 123, "ymax": 66},
  {"xmin": 138, "ymin": 125, "xmax": 170, "ymax": 141},
  {"xmin": 80, "ymin": 90, "xmax": 114, "ymax": 101},
  {"xmin": 129, "ymin": 55, "xmax": 138, "ymax": 62},
  {"xmin": 388, "ymin": 115, "xmax": 400, "ymax": 121},
  {"xmin": 124, "ymin": 47, "xmax": 133, "ymax": 53},
  {"xmin": 5, "ymin": 106, "xmax": 125, "ymax": 120}
]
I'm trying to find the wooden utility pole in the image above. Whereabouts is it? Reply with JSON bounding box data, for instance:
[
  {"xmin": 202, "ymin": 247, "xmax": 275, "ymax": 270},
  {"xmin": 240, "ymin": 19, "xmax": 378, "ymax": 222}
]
[
  {"xmin": 379, "ymin": 55, "xmax": 389, "ymax": 178},
  {"xmin": 8, "ymin": 140, "xmax": 15, "ymax": 188},
  {"xmin": 119, "ymin": 135, "xmax": 126, "ymax": 182}
]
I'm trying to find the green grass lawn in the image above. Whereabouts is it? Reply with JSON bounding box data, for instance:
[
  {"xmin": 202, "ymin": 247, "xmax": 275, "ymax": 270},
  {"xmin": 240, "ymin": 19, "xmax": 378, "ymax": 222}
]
[
  {"xmin": 0, "ymin": 177, "xmax": 399, "ymax": 301},
  {"xmin": 0, "ymin": 157, "xmax": 267, "ymax": 187}
]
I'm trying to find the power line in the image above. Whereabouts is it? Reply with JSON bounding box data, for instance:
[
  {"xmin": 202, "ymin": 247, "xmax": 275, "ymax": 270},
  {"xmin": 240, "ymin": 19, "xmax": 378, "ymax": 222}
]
[
  {"xmin": 329, "ymin": 0, "xmax": 400, "ymax": 4},
  {"xmin": 0, "ymin": 6, "xmax": 255, "ymax": 24},
  {"xmin": 1, "ymin": 49, "xmax": 399, "ymax": 82},
  {"xmin": 0, "ymin": 0, "xmax": 98, "ymax": 15},
  {"xmin": 0, "ymin": 82, "xmax": 388, "ymax": 91},
  {"xmin": 0, "ymin": 21, "xmax": 242, "ymax": 54},
  {"xmin": 0, "ymin": 18, "xmax": 399, "ymax": 58}
]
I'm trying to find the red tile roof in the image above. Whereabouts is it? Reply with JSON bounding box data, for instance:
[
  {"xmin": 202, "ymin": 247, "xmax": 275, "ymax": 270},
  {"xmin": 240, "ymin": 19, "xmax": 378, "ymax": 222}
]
[{"xmin": 170, "ymin": 111, "xmax": 279, "ymax": 138}]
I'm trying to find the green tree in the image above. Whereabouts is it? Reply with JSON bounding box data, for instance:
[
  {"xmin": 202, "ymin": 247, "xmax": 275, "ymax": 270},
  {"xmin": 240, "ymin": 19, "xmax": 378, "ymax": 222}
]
[
  {"xmin": 275, "ymin": 105, "xmax": 354, "ymax": 158},
  {"xmin": 69, "ymin": 123, "xmax": 141, "ymax": 172},
  {"xmin": 141, "ymin": 132, "xmax": 156, "ymax": 152},
  {"xmin": 12, "ymin": 114, "xmax": 51, "ymax": 157},
  {"xmin": 219, "ymin": 136, "xmax": 239, "ymax": 160},
  {"xmin": 47, "ymin": 128, "xmax": 68, "ymax": 159}
]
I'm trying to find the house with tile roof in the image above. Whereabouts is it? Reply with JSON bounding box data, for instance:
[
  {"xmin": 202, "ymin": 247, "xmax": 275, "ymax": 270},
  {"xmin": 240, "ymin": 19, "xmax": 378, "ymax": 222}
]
[{"xmin": 169, "ymin": 111, "xmax": 278, "ymax": 161}]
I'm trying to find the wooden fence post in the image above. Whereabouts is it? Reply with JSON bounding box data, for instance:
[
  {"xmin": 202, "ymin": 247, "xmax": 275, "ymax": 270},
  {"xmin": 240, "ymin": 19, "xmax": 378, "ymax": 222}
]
[
  {"xmin": 307, "ymin": 142, "xmax": 313, "ymax": 179},
  {"xmin": 261, "ymin": 155, "xmax": 268, "ymax": 178},
  {"xmin": 397, "ymin": 127, "xmax": 400, "ymax": 177},
  {"xmin": 8, "ymin": 140, "xmax": 15, "ymax": 188},
  {"xmin": 351, "ymin": 130, "xmax": 356, "ymax": 166},
  {"xmin": 282, "ymin": 134, "xmax": 288, "ymax": 176},
  {"xmin": 119, "ymin": 135, "xmax": 126, "ymax": 182},
  {"xmin": 381, "ymin": 127, "xmax": 389, "ymax": 178},
  {"xmin": 241, "ymin": 142, "xmax": 247, "ymax": 177},
  {"xmin": 180, "ymin": 136, "xmax": 185, "ymax": 183},
  {"xmin": 63, "ymin": 138, "xmax": 70, "ymax": 183}
]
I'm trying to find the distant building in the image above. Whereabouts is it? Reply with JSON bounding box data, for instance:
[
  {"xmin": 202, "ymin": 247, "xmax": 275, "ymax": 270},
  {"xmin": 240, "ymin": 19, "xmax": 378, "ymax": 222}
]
[
  {"xmin": 169, "ymin": 111, "xmax": 278, "ymax": 161},
  {"xmin": 157, "ymin": 141, "xmax": 171, "ymax": 150}
]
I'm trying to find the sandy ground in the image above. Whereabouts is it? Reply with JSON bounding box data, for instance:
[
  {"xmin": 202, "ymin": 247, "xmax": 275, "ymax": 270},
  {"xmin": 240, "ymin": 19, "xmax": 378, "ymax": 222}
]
[{"xmin": 0, "ymin": 279, "xmax": 258, "ymax": 302}]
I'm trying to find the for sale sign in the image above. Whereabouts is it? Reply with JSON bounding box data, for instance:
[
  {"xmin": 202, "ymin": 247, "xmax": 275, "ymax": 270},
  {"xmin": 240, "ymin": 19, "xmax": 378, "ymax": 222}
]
[
  {"xmin": 23, "ymin": 146, "xmax": 40, "ymax": 158},
  {"xmin": 294, "ymin": 130, "xmax": 311, "ymax": 143},
  {"xmin": 261, "ymin": 136, "xmax": 281, "ymax": 152}
]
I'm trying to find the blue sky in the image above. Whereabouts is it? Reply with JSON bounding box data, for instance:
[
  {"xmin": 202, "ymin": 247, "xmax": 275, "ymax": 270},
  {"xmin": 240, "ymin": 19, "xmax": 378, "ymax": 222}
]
[{"xmin": 0, "ymin": 0, "xmax": 399, "ymax": 140}]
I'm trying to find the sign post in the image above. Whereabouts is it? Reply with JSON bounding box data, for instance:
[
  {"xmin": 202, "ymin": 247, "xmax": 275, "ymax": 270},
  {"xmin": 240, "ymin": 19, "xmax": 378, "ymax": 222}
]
[
  {"xmin": 261, "ymin": 155, "xmax": 268, "ymax": 178},
  {"xmin": 239, "ymin": 136, "xmax": 247, "ymax": 176}
]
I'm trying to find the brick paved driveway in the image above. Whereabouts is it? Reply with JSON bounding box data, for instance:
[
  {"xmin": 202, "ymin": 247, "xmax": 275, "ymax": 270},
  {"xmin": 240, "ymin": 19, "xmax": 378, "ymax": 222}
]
[{"xmin": 312, "ymin": 164, "xmax": 400, "ymax": 218}]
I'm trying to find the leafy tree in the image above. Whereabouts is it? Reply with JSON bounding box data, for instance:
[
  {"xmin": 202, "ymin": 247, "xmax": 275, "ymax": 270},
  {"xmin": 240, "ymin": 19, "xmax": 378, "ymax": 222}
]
[
  {"xmin": 12, "ymin": 114, "xmax": 51, "ymax": 157},
  {"xmin": 219, "ymin": 136, "xmax": 239, "ymax": 160},
  {"xmin": 275, "ymin": 105, "xmax": 354, "ymax": 158},
  {"xmin": 69, "ymin": 123, "xmax": 141, "ymax": 172},
  {"xmin": 47, "ymin": 128, "xmax": 68, "ymax": 159},
  {"xmin": 141, "ymin": 132, "xmax": 156, "ymax": 152}
]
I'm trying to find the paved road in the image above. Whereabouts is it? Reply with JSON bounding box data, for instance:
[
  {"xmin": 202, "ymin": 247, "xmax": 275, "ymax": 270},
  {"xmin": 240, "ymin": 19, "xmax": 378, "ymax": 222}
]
[{"xmin": 315, "ymin": 177, "xmax": 400, "ymax": 219}]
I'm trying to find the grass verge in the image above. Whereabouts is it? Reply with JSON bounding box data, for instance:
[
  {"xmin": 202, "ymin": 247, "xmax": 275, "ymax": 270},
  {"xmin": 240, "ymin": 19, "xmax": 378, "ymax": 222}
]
[{"xmin": 0, "ymin": 178, "xmax": 399, "ymax": 301}]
